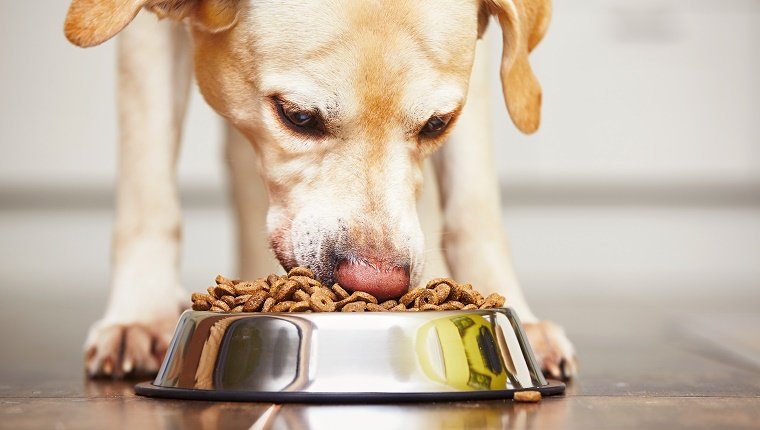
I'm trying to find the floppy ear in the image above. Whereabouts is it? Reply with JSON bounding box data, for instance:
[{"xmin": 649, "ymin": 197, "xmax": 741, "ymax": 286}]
[
  {"xmin": 486, "ymin": 0, "xmax": 551, "ymax": 134},
  {"xmin": 64, "ymin": 0, "xmax": 240, "ymax": 48}
]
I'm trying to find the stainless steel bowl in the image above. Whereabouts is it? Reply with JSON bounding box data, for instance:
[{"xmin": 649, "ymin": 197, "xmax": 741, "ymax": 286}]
[{"xmin": 135, "ymin": 308, "xmax": 564, "ymax": 402}]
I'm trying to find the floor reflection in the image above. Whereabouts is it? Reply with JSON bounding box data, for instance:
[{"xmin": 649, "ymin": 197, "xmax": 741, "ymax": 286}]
[
  {"xmin": 270, "ymin": 400, "xmax": 570, "ymax": 430},
  {"xmin": 123, "ymin": 399, "xmax": 571, "ymax": 430},
  {"xmin": 82, "ymin": 378, "xmax": 571, "ymax": 430}
]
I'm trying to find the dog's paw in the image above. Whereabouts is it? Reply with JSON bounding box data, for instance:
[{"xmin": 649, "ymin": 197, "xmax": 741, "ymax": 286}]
[
  {"xmin": 84, "ymin": 314, "xmax": 178, "ymax": 379},
  {"xmin": 523, "ymin": 320, "xmax": 578, "ymax": 381}
]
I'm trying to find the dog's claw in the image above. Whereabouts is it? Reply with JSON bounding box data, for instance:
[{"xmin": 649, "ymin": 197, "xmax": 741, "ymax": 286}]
[
  {"xmin": 102, "ymin": 356, "xmax": 114, "ymax": 376},
  {"xmin": 84, "ymin": 318, "xmax": 176, "ymax": 379},
  {"xmin": 523, "ymin": 320, "xmax": 578, "ymax": 381},
  {"xmin": 123, "ymin": 358, "xmax": 134, "ymax": 374}
]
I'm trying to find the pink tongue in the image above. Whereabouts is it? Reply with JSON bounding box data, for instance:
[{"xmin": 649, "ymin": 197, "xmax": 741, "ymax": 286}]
[{"xmin": 334, "ymin": 259, "xmax": 409, "ymax": 301}]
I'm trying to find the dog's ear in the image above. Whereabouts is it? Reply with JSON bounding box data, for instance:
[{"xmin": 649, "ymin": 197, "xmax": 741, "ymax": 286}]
[
  {"xmin": 64, "ymin": 0, "xmax": 240, "ymax": 48},
  {"xmin": 485, "ymin": 0, "xmax": 551, "ymax": 134}
]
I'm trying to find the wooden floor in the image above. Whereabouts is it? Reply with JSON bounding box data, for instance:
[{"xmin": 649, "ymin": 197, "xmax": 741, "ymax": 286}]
[{"xmin": 1, "ymin": 287, "xmax": 758, "ymax": 429}]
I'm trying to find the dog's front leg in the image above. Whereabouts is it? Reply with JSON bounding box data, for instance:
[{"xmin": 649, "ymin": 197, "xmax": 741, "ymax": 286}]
[
  {"xmin": 84, "ymin": 14, "xmax": 192, "ymax": 378},
  {"xmin": 432, "ymin": 40, "xmax": 577, "ymax": 380}
]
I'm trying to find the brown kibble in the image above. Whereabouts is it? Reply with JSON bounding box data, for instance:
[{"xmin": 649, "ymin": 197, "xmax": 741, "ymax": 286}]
[
  {"xmin": 191, "ymin": 292, "xmax": 209, "ymax": 303},
  {"xmin": 243, "ymin": 290, "xmax": 269, "ymax": 312},
  {"xmin": 452, "ymin": 283, "xmax": 473, "ymax": 302},
  {"xmin": 366, "ymin": 303, "xmax": 387, "ymax": 312},
  {"xmin": 314, "ymin": 285, "xmax": 336, "ymax": 301},
  {"xmin": 293, "ymin": 289, "xmax": 310, "ymax": 302},
  {"xmin": 481, "ymin": 293, "xmax": 506, "ymax": 309},
  {"xmin": 434, "ymin": 284, "xmax": 451, "ymax": 303},
  {"xmin": 425, "ymin": 278, "xmax": 457, "ymax": 290},
  {"xmin": 221, "ymin": 295, "xmax": 236, "ymax": 307},
  {"xmin": 291, "ymin": 281, "xmax": 315, "ymax": 295},
  {"xmin": 288, "ymin": 266, "xmax": 315, "ymax": 278},
  {"xmin": 261, "ymin": 297, "xmax": 277, "ymax": 312},
  {"xmin": 233, "ymin": 294, "xmax": 251, "ymax": 306},
  {"xmin": 192, "ymin": 300, "xmax": 211, "ymax": 311},
  {"xmin": 233, "ymin": 282, "xmax": 256, "ymax": 296},
  {"xmin": 290, "ymin": 301, "xmax": 312, "ymax": 312},
  {"xmin": 275, "ymin": 280, "xmax": 301, "ymax": 302},
  {"xmin": 400, "ymin": 288, "xmax": 424, "ymax": 306},
  {"xmin": 193, "ymin": 273, "xmax": 498, "ymax": 314},
  {"xmin": 233, "ymin": 282, "xmax": 257, "ymax": 296},
  {"xmin": 513, "ymin": 390, "xmax": 542, "ymax": 403},
  {"xmin": 341, "ymin": 302, "xmax": 366, "ymax": 312},
  {"xmin": 380, "ymin": 300, "xmax": 398, "ymax": 310},
  {"xmin": 271, "ymin": 301, "xmax": 295, "ymax": 313},
  {"xmin": 459, "ymin": 289, "xmax": 482, "ymax": 305},
  {"xmin": 335, "ymin": 295, "xmax": 357, "ymax": 308},
  {"xmin": 334, "ymin": 290, "xmax": 376, "ymax": 308},
  {"xmin": 416, "ymin": 289, "xmax": 439, "ymax": 306},
  {"xmin": 215, "ymin": 274, "xmax": 234, "ymax": 286},
  {"xmin": 440, "ymin": 301, "xmax": 465, "ymax": 310},
  {"xmin": 213, "ymin": 284, "xmax": 236, "ymax": 298},
  {"xmin": 269, "ymin": 277, "xmax": 287, "ymax": 296},
  {"xmin": 331, "ymin": 283, "xmax": 350, "ymax": 300},
  {"xmin": 289, "ymin": 276, "xmax": 318, "ymax": 294},
  {"xmin": 212, "ymin": 300, "xmax": 230, "ymax": 312},
  {"xmin": 309, "ymin": 292, "xmax": 336, "ymax": 312},
  {"xmin": 351, "ymin": 291, "xmax": 378, "ymax": 304}
]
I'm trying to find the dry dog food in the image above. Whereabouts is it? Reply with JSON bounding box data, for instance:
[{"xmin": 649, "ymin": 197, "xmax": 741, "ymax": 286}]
[
  {"xmin": 190, "ymin": 267, "xmax": 506, "ymax": 313},
  {"xmin": 513, "ymin": 390, "xmax": 542, "ymax": 403}
]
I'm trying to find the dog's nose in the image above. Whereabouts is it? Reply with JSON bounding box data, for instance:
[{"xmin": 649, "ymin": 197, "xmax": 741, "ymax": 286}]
[{"xmin": 334, "ymin": 258, "xmax": 409, "ymax": 301}]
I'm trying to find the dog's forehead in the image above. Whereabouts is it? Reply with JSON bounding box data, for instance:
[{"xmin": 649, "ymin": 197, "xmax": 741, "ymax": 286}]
[
  {"xmin": 245, "ymin": 0, "xmax": 479, "ymax": 109},
  {"xmin": 248, "ymin": 0, "xmax": 478, "ymax": 58}
]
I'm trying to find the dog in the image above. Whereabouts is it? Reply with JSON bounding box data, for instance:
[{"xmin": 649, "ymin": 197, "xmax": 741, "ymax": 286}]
[{"xmin": 64, "ymin": 0, "xmax": 576, "ymax": 380}]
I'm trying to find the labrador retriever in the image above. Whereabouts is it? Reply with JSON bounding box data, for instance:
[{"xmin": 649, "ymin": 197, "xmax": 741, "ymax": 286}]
[{"xmin": 64, "ymin": 0, "xmax": 576, "ymax": 380}]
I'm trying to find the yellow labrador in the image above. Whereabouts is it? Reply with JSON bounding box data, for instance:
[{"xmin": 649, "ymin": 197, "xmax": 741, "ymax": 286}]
[{"xmin": 65, "ymin": 0, "xmax": 576, "ymax": 380}]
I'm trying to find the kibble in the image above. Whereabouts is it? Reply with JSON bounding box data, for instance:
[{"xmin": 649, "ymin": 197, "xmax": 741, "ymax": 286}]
[
  {"xmin": 513, "ymin": 390, "xmax": 542, "ymax": 403},
  {"xmin": 189, "ymin": 268, "xmax": 506, "ymax": 313}
]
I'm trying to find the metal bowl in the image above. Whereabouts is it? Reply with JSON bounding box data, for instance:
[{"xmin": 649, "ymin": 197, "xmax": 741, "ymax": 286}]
[{"xmin": 135, "ymin": 308, "xmax": 564, "ymax": 402}]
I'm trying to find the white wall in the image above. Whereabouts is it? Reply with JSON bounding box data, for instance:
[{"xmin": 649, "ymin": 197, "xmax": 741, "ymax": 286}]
[
  {"xmin": 0, "ymin": 0, "xmax": 224, "ymax": 191},
  {"xmin": 1, "ymin": 1, "xmax": 758, "ymax": 191},
  {"xmin": 490, "ymin": 0, "xmax": 760, "ymax": 188}
]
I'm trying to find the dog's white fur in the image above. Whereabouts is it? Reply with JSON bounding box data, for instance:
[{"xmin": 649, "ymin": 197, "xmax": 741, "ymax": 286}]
[{"xmin": 67, "ymin": 0, "xmax": 576, "ymax": 379}]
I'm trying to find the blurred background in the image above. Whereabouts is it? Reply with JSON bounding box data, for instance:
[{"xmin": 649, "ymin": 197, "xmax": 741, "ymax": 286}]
[{"xmin": 0, "ymin": 0, "xmax": 758, "ymax": 375}]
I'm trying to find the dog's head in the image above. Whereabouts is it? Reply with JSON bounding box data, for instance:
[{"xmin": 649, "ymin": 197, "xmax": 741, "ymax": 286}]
[{"xmin": 65, "ymin": 0, "xmax": 550, "ymax": 300}]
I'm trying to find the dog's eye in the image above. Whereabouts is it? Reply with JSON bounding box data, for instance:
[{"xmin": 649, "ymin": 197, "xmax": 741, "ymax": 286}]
[
  {"xmin": 286, "ymin": 110, "xmax": 316, "ymax": 127},
  {"xmin": 420, "ymin": 114, "xmax": 452, "ymax": 138},
  {"xmin": 275, "ymin": 98, "xmax": 324, "ymax": 135}
]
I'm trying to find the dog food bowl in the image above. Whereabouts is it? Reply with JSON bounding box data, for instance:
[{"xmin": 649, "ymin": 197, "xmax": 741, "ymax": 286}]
[{"xmin": 135, "ymin": 308, "xmax": 564, "ymax": 402}]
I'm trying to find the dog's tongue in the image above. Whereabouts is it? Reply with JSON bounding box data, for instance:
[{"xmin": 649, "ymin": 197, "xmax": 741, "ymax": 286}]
[{"xmin": 334, "ymin": 259, "xmax": 409, "ymax": 301}]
